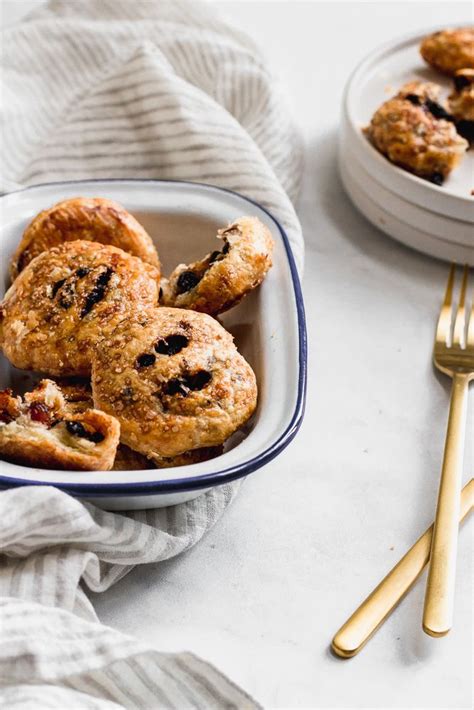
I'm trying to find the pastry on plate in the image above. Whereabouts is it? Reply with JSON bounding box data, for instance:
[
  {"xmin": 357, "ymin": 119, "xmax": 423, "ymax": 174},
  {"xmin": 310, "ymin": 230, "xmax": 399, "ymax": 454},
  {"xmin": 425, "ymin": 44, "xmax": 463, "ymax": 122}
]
[
  {"xmin": 0, "ymin": 379, "xmax": 120, "ymax": 470},
  {"xmin": 91, "ymin": 307, "xmax": 257, "ymax": 462},
  {"xmin": 420, "ymin": 27, "xmax": 474, "ymax": 76},
  {"xmin": 365, "ymin": 81, "xmax": 468, "ymax": 184},
  {"xmin": 0, "ymin": 240, "xmax": 159, "ymax": 377},
  {"xmin": 160, "ymin": 217, "xmax": 273, "ymax": 315},
  {"xmin": 448, "ymin": 68, "xmax": 474, "ymax": 143},
  {"xmin": 10, "ymin": 197, "xmax": 160, "ymax": 280}
]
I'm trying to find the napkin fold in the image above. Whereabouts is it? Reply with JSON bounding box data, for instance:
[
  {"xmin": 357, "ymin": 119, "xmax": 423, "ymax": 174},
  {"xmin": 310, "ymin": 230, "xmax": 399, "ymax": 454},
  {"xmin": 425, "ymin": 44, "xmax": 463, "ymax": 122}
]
[{"xmin": 0, "ymin": 1, "xmax": 303, "ymax": 707}]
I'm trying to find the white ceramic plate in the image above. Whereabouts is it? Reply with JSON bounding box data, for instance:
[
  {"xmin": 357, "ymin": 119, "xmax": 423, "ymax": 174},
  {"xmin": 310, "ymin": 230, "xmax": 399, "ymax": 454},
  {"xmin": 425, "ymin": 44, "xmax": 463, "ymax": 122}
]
[
  {"xmin": 0, "ymin": 180, "xmax": 307, "ymax": 509},
  {"xmin": 340, "ymin": 26, "xmax": 474, "ymax": 263},
  {"xmin": 339, "ymin": 155, "xmax": 474, "ymax": 264}
]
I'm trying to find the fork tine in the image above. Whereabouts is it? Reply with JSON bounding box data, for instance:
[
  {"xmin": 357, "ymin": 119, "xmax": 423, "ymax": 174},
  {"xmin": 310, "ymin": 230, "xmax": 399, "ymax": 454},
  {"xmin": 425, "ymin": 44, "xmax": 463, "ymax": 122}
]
[
  {"xmin": 452, "ymin": 265, "xmax": 469, "ymax": 347},
  {"xmin": 466, "ymin": 271, "xmax": 474, "ymax": 350},
  {"xmin": 436, "ymin": 264, "xmax": 456, "ymax": 345}
]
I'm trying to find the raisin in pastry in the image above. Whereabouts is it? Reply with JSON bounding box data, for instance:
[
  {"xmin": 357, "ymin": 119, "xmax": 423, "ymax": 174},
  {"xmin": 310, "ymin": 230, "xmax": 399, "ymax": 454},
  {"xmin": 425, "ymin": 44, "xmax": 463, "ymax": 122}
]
[
  {"xmin": 366, "ymin": 81, "xmax": 468, "ymax": 184},
  {"xmin": 0, "ymin": 240, "xmax": 159, "ymax": 377},
  {"xmin": 420, "ymin": 27, "xmax": 474, "ymax": 76},
  {"xmin": 11, "ymin": 197, "xmax": 160, "ymax": 280},
  {"xmin": 91, "ymin": 308, "xmax": 257, "ymax": 462},
  {"xmin": 160, "ymin": 217, "xmax": 273, "ymax": 315},
  {"xmin": 448, "ymin": 69, "xmax": 474, "ymax": 143},
  {"xmin": 0, "ymin": 379, "xmax": 120, "ymax": 470}
]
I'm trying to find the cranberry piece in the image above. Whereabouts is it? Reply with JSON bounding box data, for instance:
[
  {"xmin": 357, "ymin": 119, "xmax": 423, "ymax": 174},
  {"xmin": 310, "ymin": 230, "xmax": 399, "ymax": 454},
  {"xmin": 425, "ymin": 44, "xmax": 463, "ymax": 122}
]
[{"xmin": 29, "ymin": 402, "xmax": 52, "ymax": 426}]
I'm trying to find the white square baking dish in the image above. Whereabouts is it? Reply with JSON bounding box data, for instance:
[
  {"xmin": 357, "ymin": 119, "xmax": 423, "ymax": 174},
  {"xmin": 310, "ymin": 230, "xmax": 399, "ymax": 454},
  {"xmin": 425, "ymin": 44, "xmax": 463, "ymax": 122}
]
[{"xmin": 0, "ymin": 179, "xmax": 307, "ymax": 509}]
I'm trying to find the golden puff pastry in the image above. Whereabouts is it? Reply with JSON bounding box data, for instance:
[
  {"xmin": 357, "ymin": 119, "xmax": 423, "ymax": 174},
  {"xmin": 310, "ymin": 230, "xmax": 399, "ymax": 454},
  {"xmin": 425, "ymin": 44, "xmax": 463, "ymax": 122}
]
[
  {"xmin": 51, "ymin": 379, "xmax": 221, "ymax": 469},
  {"xmin": 160, "ymin": 217, "xmax": 273, "ymax": 315},
  {"xmin": 366, "ymin": 81, "xmax": 468, "ymax": 184},
  {"xmin": 0, "ymin": 240, "xmax": 159, "ymax": 377},
  {"xmin": 448, "ymin": 69, "xmax": 474, "ymax": 143},
  {"xmin": 91, "ymin": 307, "xmax": 257, "ymax": 462},
  {"xmin": 420, "ymin": 27, "xmax": 474, "ymax": 76},
  {"xmin": 54, "ymin": 381, "xmax": 221, "ymax": 469},
  {"xmin": 0, "ymin": 379, "xmax": 120, "ymax": 471},
  {"xmin": 11, "ymin": 197, "xmax": 160, "ymax": 280}
]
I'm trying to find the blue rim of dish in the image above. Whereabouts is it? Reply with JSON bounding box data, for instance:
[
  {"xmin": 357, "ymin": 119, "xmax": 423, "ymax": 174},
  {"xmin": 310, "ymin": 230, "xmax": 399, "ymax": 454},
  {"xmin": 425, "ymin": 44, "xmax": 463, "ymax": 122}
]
[{"xmin": 0, "ymin": 179, "xmax": 307, "ymax": 496}]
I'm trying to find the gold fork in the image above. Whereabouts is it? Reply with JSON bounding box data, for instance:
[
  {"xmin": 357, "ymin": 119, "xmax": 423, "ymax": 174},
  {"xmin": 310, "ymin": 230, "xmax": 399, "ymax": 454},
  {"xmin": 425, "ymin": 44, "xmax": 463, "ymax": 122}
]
[{"xmin": 423, "ymin": 264, "xmax": 474, "ymax": 637}]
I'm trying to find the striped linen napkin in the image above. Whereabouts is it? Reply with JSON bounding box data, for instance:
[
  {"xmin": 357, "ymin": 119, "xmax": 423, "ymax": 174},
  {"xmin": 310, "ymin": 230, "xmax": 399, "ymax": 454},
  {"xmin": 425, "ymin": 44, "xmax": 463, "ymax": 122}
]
[{"xmin": 0, "ymin": 1, "xmax": 303, "ymax": 707}]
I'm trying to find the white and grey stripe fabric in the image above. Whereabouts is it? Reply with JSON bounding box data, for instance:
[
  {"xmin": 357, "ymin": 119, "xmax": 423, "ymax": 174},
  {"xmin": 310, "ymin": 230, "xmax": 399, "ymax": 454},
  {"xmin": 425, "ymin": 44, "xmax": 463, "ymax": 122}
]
[
  {"xmin": 0, "ymin": 0, "xmax": 303, "ymax": 707},
  {"xmin": 0, "ymin": 0, "xmax": 303, "ymax": 271}
]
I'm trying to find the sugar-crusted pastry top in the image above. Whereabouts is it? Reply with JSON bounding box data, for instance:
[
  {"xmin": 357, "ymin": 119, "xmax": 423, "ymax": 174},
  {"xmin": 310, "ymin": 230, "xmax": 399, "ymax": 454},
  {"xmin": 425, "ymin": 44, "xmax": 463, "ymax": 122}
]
[
  {"xmin": 420, "ymin": 27, "xmax": 474, "ymax": 76},
  {"xmin": 11, "ymin": 196, "xmax": 160, "ymax": 280},
  {"xmin": 92, "ymin": 307, "xmax": 257, "ymax": 460},
  {"xmin": 0, "ymin": 240, "xmax": 159, "ymax": 377},
  {"xmin": 365, "ymin": 82, "xmax": 468, "ymax": 184}
]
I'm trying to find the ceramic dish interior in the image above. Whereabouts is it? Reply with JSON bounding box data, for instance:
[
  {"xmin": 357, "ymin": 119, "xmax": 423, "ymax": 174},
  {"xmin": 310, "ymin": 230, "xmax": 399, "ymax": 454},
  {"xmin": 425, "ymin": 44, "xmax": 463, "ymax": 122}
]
[
  {"xmin": 0, "ymin": 180, "xmax": 307, "ymax": 506},
  {"xmin": 344, "ymin": 27, "xmax": 474, "ymax": 223}
]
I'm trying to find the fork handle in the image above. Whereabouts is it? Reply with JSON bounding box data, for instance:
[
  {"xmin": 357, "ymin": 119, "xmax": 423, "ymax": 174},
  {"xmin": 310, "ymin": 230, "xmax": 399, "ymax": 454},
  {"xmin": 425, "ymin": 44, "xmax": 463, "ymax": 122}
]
[
  {"xmin": 423, "ymin": 372, "xmax": 470, "ymax": 637},
  {"xmin": 331, "ymin": 479, "xmax": 474, "ymax": 658}
]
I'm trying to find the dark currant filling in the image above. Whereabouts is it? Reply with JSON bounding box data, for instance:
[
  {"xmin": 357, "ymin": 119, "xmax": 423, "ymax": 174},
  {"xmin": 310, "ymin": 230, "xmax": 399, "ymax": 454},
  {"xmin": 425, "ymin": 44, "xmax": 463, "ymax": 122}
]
[
  {"xmin": 81, "ymin": 267, "xmax": 114, "ymax": 318},
  {"xmin": 456, "ymin": 120, "xmax": 474, "ymax": 142},
  {"xmin": 208, "ymin": 240, "xmax": 230, "ymax": 264},
  {"xmin": 155, "ymin": 334, "xmax": 189, "ymax": 356},
  {"xmin": 51, "ymin": 267, "xmax": 93, "ymax": 308},
  {"xmin": 51, "ymin": 278, "xmax": 67, "ymax": 298},
  {"xmin": 163, "ymin": 370, "xmax": 212, "ymax": 397},
  {"xmin": 65, "ymin": 420, "xmax": 104, "ymax": 443},
  {"xmin": 427, "ymin": 172, "xmax": 444, "ymax": 186},
  {"xmin": 176, "ymin": 270, "xmax": 201, "ymax": 294},
  {"xmin": 58, "ymin": 282, "xmax": 76, "ymax": 309},
  {"xmin": 16, "ymin": 249, "xmax": 30, "ymax": 274},
  {"xmin": 405, "ymin": 95, "xmax": 455, "ymax": 123},
  {"xmin": 0, "ymin": 389, "xmax": 103, "ymax": 444},
  {"xmin": 175, "ymin": 240, "xmax": 231, "ymax": 295},
  {"xmin": 424, "ymin": 99, "xmax": 454, "ymax": 122},
  {"xmin": 135, "ymin": 353, "xmax": 156, "ymax": 369},
  {"xmin": 454, "ymin": 74, "xmax": 471, "ymax": 92}
]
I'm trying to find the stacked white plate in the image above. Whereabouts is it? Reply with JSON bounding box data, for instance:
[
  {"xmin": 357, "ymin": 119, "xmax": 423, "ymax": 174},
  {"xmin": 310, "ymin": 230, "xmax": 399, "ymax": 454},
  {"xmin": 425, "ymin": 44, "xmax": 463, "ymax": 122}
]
[{"xmin": 340, "ymin": 28, "xmax": 474, "ymax": 265}]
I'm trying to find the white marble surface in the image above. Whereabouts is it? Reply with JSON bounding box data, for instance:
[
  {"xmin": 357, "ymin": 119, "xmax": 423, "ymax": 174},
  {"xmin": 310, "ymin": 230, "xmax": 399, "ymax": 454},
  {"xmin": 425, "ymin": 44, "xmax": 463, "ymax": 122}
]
[{"xmin": 2, "ymin": 2, "xmax": 473, "ymax": 708}]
